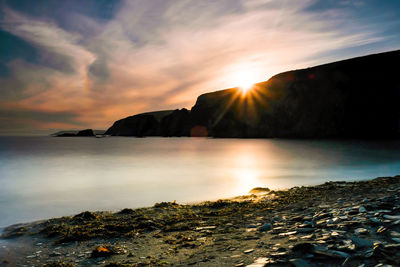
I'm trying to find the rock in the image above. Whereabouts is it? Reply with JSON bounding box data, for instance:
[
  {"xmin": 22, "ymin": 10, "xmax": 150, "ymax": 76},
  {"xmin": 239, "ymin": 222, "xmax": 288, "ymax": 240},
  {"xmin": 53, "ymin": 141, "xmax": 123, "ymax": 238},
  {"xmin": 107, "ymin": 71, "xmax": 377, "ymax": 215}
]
[
  {"xmin": 372, "ymin": 244, "xmax": 400, "ymax": 264},
  {"xmin": 91, "ymin": 245, "xmax": 124, "ymax": 258},
  {"xmin": 369, "ymin": 217, "xmax": 381, "ymax": 224},
  {"xmin": 292, "ymin": 243, "xmax": 314, "ymax": 254},
  {"xmin": 279, "ymin": 231, "xmax": 297, "ymax": 236},
  {"xmin": 55, "ymin": 132, "xmax": 76, "ymax": 137},
  {"xmin": 249, "ymin": 187, "xmax": 270, "ymax": 194},
  {"xmin": 73, "ymin": 211, "xmax": 97, "ymax": 220},
  {"xmin": 390, "ymin": 231, "xmax": 400, "ymax": 237},
  {"xmin": 359, "ymin": 206, "xmax": 367, "ymax": 213},
  {"xmin": 290, "ymin": 216, "xmax": 304, "ymax": 222},
  {"xmin": 244, "ymin": 249, "xmax": 254, "ymax": 254},
  {"xmin": 246, "ymin": 257, "xmax": 270, "ymax": 267},
  {"xmin": 258, "ymin": 223, "xmax": 272, "ymax": 232},
  {"xmin": 270, "ymin": 252, "xmax": 289, "ymax": 258},
  {"xmin": 289, "ymin": 258, "xmax": 310, "ymax": 267},
  {"xmin": 76, "ymin": 129, "xmax": 95, "ymax": 136},
  {"xmin": 350, "ymin": 236, "xmax": 374, "ymax": 248},
  {"xmin": 331, "ymin": 231, "xmax": 340, "ymax": 237},
  {"xmin": 338, "ymin": 240, "xmax": 356, "ymax": 251},
  {"xmin": 355, "ymin": 228, "xmax": 369, "ymax": 235},
  {"xmin": 383, "ymin": 215, "xmax": 400, "ymax": 220},
  {"xmin": 195, "ymin": 226, "xmax": 216, "ymax": 231},
  {"xmin": 313, "ymin": 246, "xmax": 350, "ymax": 259},
  {"xmin": 300, "ymin": 234, "xmax": 314, "ymax": 240},
  {"xmin": 117, "ymin": 208, "xmax": 136, "ymax": 214}
]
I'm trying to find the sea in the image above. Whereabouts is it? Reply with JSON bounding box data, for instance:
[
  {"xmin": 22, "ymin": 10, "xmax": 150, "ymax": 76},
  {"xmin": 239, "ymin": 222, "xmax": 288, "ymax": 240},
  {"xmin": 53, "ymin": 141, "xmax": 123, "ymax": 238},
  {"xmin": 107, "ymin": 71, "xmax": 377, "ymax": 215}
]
[{"xmin": 1, "ymin": 136, "xmax": 400, "ymax": 227}]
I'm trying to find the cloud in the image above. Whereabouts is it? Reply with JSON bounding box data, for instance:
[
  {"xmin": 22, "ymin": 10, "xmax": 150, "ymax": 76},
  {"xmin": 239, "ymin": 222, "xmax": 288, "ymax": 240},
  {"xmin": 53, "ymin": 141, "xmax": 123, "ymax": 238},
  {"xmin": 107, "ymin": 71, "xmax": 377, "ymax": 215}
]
[{"xmin": 0, "ymin": 0, "xmax": 399, "ymax": 134}]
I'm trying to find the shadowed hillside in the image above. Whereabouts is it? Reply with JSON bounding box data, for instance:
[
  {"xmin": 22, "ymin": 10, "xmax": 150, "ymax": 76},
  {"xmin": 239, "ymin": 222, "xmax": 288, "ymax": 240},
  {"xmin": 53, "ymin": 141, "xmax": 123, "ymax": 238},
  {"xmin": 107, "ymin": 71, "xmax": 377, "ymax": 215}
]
[
  {"xmin": 106, "ymin": 50, "xmax": 400, "ymax": 138},
  {"xmin": 105, "ymin": 110, "xmax": 174, "ymax": 136}
]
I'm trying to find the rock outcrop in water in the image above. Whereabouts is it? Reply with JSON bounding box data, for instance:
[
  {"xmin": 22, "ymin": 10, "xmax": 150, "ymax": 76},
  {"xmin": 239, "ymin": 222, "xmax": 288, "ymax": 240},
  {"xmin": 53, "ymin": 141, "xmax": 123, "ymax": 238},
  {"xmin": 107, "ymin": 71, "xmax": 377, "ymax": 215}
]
[
  {"xmin": 76, "ymin": 129, "xmax": 96, "ymax": 136},
  {"xmin": 52, "ymin": 130, "xmax": 105, "ymax": 137},
  {"xmin": 106, "ymin": 50, "xmax": 400, "ymax": 138}
]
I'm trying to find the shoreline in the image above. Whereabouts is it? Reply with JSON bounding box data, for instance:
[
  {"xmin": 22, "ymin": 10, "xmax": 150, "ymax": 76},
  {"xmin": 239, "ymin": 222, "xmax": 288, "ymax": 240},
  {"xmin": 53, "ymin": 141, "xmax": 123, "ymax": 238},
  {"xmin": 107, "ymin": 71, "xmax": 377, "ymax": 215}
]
[{"xmin": 1, "ymin": 175, "xmax": 400, "ymax": 266}]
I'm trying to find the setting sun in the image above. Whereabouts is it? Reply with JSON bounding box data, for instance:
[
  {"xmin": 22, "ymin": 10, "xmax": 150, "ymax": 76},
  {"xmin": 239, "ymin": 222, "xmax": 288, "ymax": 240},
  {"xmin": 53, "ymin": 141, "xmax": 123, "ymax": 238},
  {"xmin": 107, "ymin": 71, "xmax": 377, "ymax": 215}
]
[{"xmin": 236, "ymin": 70, "xmax": 257, "ymax": 94}]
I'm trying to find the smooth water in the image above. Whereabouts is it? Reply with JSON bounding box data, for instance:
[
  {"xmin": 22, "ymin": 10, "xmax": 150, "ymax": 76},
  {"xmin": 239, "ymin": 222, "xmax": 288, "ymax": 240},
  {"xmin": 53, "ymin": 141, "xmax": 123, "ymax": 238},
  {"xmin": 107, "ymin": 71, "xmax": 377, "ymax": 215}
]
[{"xmin": 1, "ymin": 136, "xmax": 400, "ymax": 227}]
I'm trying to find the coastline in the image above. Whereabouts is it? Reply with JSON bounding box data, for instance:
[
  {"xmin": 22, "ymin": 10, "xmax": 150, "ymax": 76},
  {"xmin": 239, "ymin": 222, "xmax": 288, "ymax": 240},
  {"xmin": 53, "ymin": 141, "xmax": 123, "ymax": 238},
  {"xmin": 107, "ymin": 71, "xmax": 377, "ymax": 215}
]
[{"xmin": 1, "ymin": 175, "xmax": 400, "ymax": 267}]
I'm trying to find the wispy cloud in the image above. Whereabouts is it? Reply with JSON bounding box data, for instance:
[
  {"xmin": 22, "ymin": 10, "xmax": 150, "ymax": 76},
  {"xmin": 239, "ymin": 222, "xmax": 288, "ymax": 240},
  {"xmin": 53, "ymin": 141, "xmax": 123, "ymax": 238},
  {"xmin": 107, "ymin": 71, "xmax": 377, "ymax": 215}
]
[{"xmin": 0, "ymin": 0, "xmax": 399, "ymax": 134}]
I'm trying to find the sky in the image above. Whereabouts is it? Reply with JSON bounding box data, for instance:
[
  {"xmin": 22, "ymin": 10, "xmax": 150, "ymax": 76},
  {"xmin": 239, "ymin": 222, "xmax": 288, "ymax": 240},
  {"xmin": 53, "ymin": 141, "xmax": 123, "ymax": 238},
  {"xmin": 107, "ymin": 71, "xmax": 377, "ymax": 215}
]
[{"xmin": 0, "ymin": 0, "xmax": 400, "ymax": 135}]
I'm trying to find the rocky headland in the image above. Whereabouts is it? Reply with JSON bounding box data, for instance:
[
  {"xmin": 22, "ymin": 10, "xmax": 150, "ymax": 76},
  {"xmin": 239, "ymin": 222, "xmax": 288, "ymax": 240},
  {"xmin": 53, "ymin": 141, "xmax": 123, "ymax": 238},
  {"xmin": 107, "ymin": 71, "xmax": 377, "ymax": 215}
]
[
  {"xmin": 1, "ymin": 175, "xmax": 400, "ymax": 266},
  {"xmin": 105, "ymin": 50, "xmax": 400, "ymax": 139}
]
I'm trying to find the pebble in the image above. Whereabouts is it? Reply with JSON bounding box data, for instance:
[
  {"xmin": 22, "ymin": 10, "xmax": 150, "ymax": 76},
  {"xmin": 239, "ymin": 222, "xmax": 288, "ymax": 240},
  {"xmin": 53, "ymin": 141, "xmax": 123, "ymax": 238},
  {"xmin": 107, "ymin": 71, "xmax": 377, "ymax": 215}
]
[
  {"xmin": 258, "ymin": 223, "xmax": 272, "ymax": 232},
  {"xmin": 390, "ymin": 231, "xmax": 400, "ymax": 237},
  {"xmin": 383, "ymin": 215, "xmax": 400, "ymax": 220},
  {"xmin": 300, "ymin": 234, "xmax": 314, "ymax": 240},
  {"xmin": 246, "ymin": 257, "xmax": 270, "ymax": 267},
  {"xmin": 370, "ymin": 217, "xmax": 381, "ymax": 224},
  {"xmin": 350, "ymin": 236, "xmax": 374, "ymax": 248},
  {"xmin": 278, "ymin": 231, "xmax": 297, "ymax": 236},
  {"xmin": 331, "ymin": 231, "xmax": 340, "ymax": 237},
  {"xmin": 26, "ymin": 255, "xmax": 37, "ymax": 259},
  {"xmin": 313, "ymin": 248, "xmax": 350, "ymax": 259},
  {"xmin": 195, "ymin": 226, "xmax": 217, "ymax": 230},
  {"xmin": 355, "ymin": 228, "xmax": 369, "ymax": 235}
]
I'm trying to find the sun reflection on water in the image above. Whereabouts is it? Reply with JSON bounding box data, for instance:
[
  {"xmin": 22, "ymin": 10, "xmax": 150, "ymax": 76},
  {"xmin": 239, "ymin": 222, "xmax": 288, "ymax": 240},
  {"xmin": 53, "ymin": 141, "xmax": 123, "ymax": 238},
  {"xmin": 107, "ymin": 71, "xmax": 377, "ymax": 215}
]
[
  {"xmin": 229, "ymin": 148, "xmax": 264, "ymax": 195},
  {"xmin": 234, "ymin": 168, "xmax": 260, "ymax": 194}
]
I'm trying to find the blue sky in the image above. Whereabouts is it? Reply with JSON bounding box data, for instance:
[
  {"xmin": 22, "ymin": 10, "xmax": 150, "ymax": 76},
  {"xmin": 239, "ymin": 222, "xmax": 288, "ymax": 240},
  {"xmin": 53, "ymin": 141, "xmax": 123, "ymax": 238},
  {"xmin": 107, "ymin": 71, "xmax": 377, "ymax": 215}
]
[{"xmin": 1, "ymin": 0, "xmax": 400, "ymax": 134}]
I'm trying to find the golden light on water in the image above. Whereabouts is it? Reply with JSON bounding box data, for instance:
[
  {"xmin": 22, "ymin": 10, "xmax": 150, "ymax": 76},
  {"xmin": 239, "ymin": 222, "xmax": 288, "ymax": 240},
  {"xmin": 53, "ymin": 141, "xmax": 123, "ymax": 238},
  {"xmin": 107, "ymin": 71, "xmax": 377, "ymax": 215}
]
[
  {"xmin": 234, "ymin": 168, "xmax": 260, "ymax": 193},
  {"xmin": 231, "ymin": 149, "xmax": 262, "ymax": 195}
]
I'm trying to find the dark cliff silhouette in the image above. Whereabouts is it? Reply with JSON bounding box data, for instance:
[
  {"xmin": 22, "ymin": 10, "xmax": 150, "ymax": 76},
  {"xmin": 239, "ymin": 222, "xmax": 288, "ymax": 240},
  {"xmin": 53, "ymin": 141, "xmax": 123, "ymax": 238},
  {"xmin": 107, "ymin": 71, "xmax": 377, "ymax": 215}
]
[{"xmin": 105, "ymin": 49, "xmax": 400, "ymax": 138}]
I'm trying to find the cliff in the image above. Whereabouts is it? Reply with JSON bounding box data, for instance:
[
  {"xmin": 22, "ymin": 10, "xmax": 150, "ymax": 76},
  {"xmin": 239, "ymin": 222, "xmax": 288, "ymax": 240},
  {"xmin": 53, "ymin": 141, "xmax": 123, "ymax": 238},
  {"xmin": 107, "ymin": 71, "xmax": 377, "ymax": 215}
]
[
  {"xmin": 105, "ymin": 110, "xmax": 173, "ymax": 136},
  {"xmin": 106, "ymin": 50, "xmax": 400, "ymax": 138}
]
